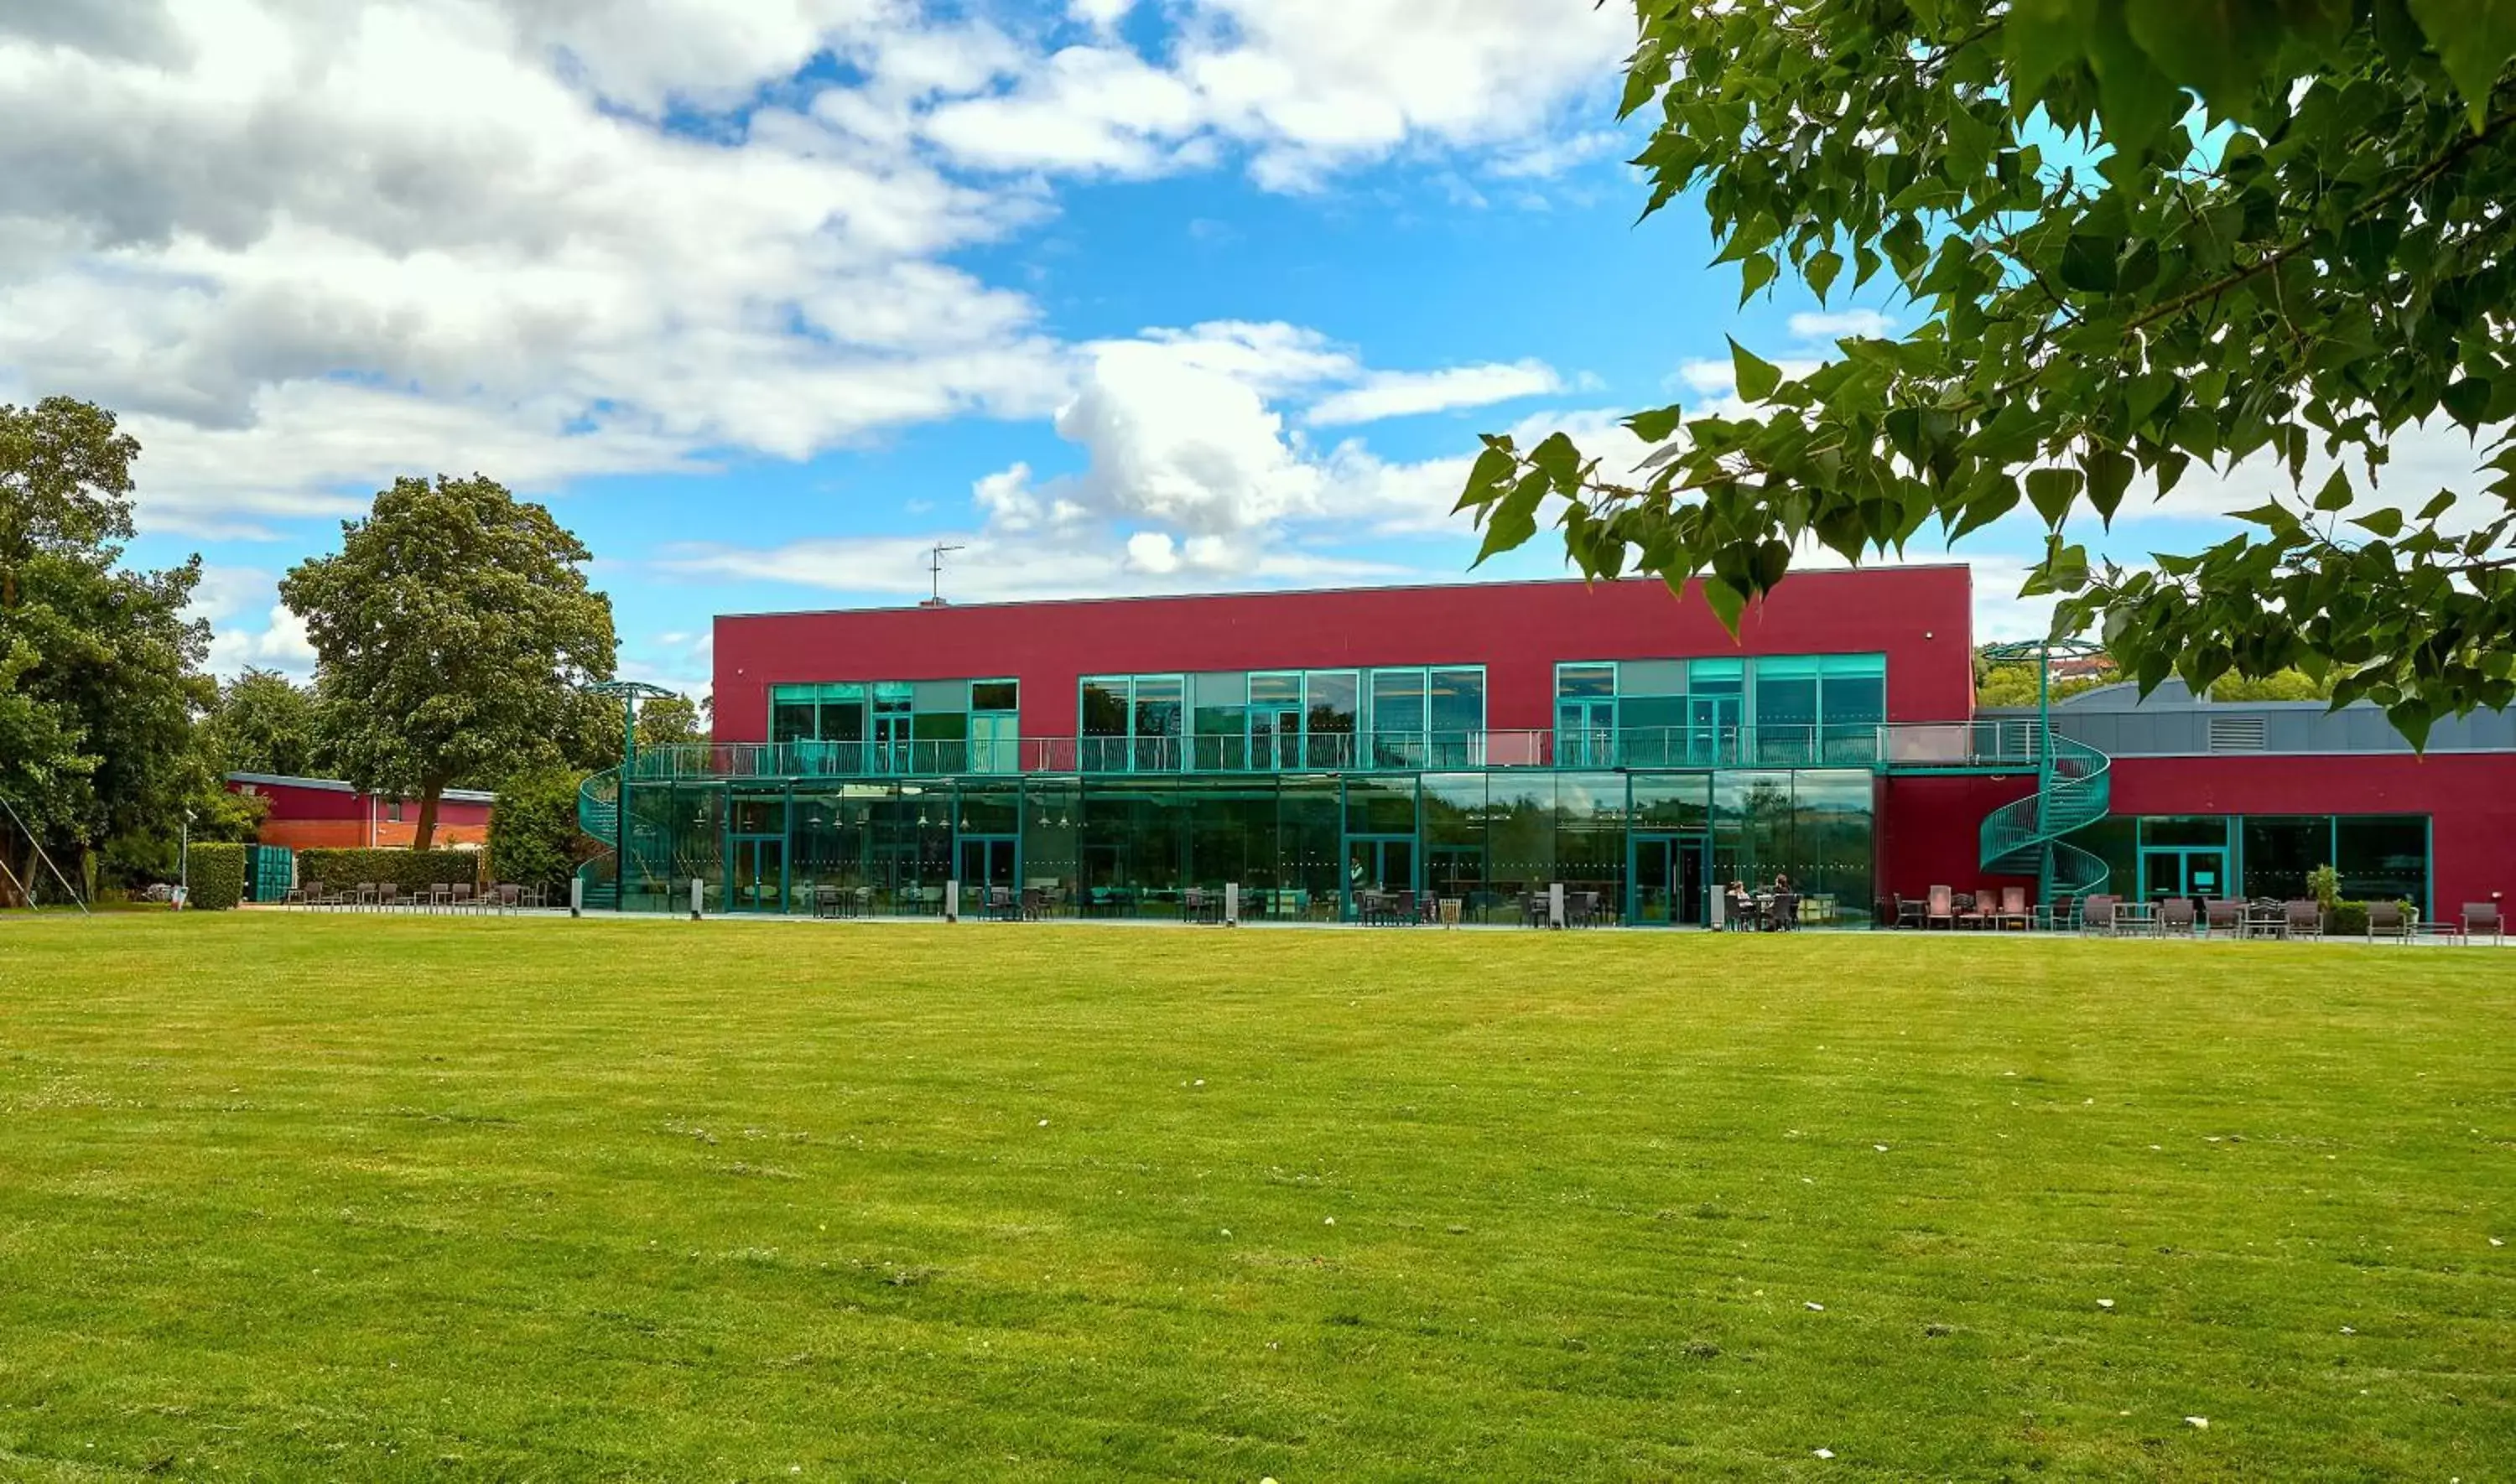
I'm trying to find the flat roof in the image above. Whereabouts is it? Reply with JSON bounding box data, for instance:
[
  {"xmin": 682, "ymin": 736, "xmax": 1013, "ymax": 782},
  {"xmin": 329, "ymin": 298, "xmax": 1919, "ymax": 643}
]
[
  {"xmin": 226, "ymin": 772, "xmax": 497, "ymax": 805},
  {"xmin": 712, "ymin": 564, "xmax": 1976, "ymax": 623}
]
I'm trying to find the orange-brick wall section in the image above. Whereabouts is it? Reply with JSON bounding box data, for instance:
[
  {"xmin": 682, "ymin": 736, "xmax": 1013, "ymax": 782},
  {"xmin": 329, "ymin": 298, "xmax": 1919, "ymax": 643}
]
[{"xmin": 256, "ymin": 818, "xmax": 491, "ymax": 850}]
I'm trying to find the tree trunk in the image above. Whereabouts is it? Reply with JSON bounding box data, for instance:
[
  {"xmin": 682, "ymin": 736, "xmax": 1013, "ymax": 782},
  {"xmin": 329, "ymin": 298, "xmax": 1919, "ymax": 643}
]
[{"xmin": 412, "ymin": 781, "xmax": 444, "ymax": 851}]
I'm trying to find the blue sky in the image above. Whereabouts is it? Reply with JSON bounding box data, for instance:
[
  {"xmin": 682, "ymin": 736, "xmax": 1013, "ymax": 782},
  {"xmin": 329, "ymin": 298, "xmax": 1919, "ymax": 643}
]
[{"xmin": 5, "ymin": 0, "xmax": 2460, "ymax": 703}]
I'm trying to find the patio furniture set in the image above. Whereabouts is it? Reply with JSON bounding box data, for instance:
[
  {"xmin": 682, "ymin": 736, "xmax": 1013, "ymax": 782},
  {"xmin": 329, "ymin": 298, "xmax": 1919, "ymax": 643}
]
[
  {"xmin": 1886, "ymin": 887, "xmax": 2505, "ymax": 942},
  {"xmin": 282, "ymin": 880, "xmax": 546, "ymax": 912}
]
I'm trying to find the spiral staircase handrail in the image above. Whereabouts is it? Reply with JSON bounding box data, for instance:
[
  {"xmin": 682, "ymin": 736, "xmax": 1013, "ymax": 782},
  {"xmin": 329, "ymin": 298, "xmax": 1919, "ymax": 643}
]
[{"xmin": 1979, "ymin": 730, "xmax": 2112, "ymax": 900}]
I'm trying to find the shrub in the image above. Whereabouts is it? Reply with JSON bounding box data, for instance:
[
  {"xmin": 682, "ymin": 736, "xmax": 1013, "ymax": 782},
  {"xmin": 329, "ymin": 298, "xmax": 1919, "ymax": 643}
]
[
  {"xmin": 489, "ymin": 768, "xmax": 593, "ymax": 899},
  {"xmin": 297, "ymin": 848, "xmax": 481, "ymax": 899},
  {"xmin": 188, "ymin": 843, "xmax": 247, "ymax": 911},
  {"xmin": 2327, "ymin": 900, "xmax": 2370, "ymax": 937},
  {"xmin": 2306, "ymin": 864, "xmax": 2341, "ymax": 912}
]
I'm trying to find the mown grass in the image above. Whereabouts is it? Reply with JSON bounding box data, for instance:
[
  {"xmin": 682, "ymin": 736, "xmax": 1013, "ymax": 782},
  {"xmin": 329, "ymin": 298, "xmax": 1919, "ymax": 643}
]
[{"xmin": 1, "ymin": 915, "xmax": 2509, "ymax": 1481}]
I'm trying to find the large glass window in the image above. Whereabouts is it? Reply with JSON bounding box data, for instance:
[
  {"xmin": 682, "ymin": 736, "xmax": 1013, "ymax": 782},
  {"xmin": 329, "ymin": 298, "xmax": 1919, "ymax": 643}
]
[
  {"xmin": 1370, "ymin": 668, "xmax": 1427, "ymax": 769},
  {"xmin": 1818, "ymin": 654, "xmax": 1886, "ymax": 763},
  {"xmin": 1754, "ymin": 656, "xmax": 1820, "ymax": 765},
  {"xmin": 1430, "ymin": 668, "xmax": 1485, "ymax": 766},
  {"xmin": 2240, "ymin": 816, "xmax": 2324, "ymax": 902},
  {"xmin": 1307, "ymin": 672, "xmax": 1359, "ymax": 769},
  {"xmin": 2336, "ymin": 816, "xmax": 2429, "ymax": 911}
]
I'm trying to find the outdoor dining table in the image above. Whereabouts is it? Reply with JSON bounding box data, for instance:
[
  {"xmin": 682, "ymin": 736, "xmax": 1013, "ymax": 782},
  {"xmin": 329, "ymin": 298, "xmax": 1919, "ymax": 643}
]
[{"xmin": 2113, "ymin": 900, "xmax": 2159, "ymax": 934}]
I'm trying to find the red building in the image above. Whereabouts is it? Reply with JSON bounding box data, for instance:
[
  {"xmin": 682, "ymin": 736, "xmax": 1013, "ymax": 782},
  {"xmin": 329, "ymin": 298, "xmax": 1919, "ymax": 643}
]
[
  {"xmin": 226, "ymin": 774, "xmax": 495, "ymax": 851},
  {"xmin": 577, "ymin": 566, "xmax": 2515, "ymax": 924}
]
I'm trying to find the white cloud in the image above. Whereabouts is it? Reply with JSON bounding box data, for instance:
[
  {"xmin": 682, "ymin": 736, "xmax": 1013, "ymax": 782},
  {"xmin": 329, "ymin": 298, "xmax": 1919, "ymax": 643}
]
[
  {"xmin": 1488, "ymin": 130, "xmax": 1624, "ymax": 179},
  {"xmin": 2, "ymin": 0, "xmax": 1622, "ymax": 538},
  {"xmin": 1787, "ymin": 309, "xmax": 1897, "ymax": 340},
  {"xmin": 1303, "ymin": 360, "xmax": 1563, "ymax": 427}
]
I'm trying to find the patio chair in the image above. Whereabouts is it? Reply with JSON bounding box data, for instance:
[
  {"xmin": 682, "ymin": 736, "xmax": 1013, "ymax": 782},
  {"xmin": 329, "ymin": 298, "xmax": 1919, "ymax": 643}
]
[
  {"xmin": 2036, "ymin": 894, "xmax": 2078, "ymax": 932},
  {"xmin": 1956, "ymin": 891, "xmax": 1988, "ymax": 931},
  {"xmin": 2465, "ymin": 902, "xmax": 2504, "ymax": 945},
  {"xmin": 1926, "ymin": 885, "xmax": 1955, "ymax": 931},
  {"xmin": 2284, "ymin": 899, "xmax": 2322, "ymax": 940},
  {"xmin": 425, "ymin": 881, "xmax": 455, "ymax": 912},
  {"xmin": 1567, "ymin": 890, "xmax": 1598, "ymax": 928},
  {"xmin": 352, "ymin": 881, "xmax": 379, "ymax": 910},
  {"xmin": 2158, "ymin": 897, "xmax": 2197, "ymax": 937},
  {"xmin": 2365, "ymin": 900, "xmax": 2410, "ymax": 942},
  {"xmin": 2079, "ymin": 895, "xmax": 2118, "ymax": 936},
  {"xmin": 449, "ymin": 883, "xmax": 476, "ymax": 911},
  {"xmin": 284, "ymin": 880, "xmax": 320, "ymax": 908},
  {"xmin": 1771, "ymin": 890, "xmax": 1799, "ymax": 931},
  {"xmin": 1997, "ymin": 885, "xmax": 2030, "ymax": 931},
  {"xmin": 1021, "ymin": 887, "xmax": 1049, "ymax": 921},
  {"xmin": 376, "ymin": 882, "xmax": 402, "ymax": 911},
  {"xmin": 2203, "ymin": 899, "xmax": 2244, "ymax": 937}
]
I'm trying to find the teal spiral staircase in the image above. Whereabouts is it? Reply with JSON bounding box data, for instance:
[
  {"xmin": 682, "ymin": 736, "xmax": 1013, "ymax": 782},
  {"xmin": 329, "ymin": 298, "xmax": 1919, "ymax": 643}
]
[
  {"xmin": 1978, "ymin": 730, "xmax": 2112, "ymax": 901},
  {"xmin": 576, "ymin": 767, "xmax": 621, "ymax": 911}
]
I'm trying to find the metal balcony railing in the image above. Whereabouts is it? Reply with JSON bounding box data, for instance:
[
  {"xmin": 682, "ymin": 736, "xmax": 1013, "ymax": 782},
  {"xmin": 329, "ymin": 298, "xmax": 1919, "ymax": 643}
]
[{"xmin": 621, "ymin": 721, "xmax": 2043, "ymax": 783}]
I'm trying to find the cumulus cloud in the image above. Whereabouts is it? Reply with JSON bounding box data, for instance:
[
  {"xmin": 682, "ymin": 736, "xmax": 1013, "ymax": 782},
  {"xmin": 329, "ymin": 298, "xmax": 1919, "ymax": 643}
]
[
  {"xmin": 1304, "ymin": 360, "xmax": 1564, "ymax": 427},
  {"xmin": 0, "ymin": 0, "xmax": 1622, "ymax": 538},
  {"xmin": 1787, "ymin": 309, "xmax": 1898, "ymax": 340}
]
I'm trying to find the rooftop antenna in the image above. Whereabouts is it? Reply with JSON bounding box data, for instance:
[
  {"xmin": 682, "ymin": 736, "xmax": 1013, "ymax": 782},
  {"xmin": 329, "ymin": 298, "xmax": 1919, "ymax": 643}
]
[{"xmin": 923, "ymin": 542, "xmax": 965, "ymax": 608}]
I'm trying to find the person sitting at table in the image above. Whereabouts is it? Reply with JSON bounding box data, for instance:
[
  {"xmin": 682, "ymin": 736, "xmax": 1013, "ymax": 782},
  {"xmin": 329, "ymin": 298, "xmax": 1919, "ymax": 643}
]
[
  {"xmin": 1725, "ymin": 880, "xmax": 1753, "ymax": 930},
  {"xmin": 1770, "ymin": 873, "xmax": 1797, "ymax": 931}
]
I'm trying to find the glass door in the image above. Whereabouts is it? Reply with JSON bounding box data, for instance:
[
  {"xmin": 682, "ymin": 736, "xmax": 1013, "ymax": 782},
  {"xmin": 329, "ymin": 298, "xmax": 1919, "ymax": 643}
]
[
  {"xmin": 2142, "ymin": 847, "xmax": 2228, "ymax": 906},
  {"xmin": 1344, "ymin": 835, "xmax": 1417, "ymax": 917},
  {"xmin": 958, "ymin": 835, "xmax": 1018, "ymax": 915},
  {"xmin": 730, "ymin": 837, "xmax": 786, "ymax": 913},
  {"xmin": 1690, "ymin": 694, "xmax": 1743, "ymax": 765},
  {"xmin": 1557, "ymin": 699, "xmax": 1616, "ymax": 767},
  {"xmin": 873, "ymin": 704, "xmax": 911, "ymax": 774},
  {"xmin": 1630, "ymin": 833, "xmax": 1711, "ymax": 926}
]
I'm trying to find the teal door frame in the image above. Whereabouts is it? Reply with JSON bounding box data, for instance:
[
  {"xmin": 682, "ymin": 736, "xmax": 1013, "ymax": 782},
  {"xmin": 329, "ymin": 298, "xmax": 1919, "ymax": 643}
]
[
  {"xmin": 2139, "ymin": 845, "xmax": 2229, "ymax": 902},
  {"xmin": 729, "ymin": 835, "xmax": 787, "ymax": 913},
  {"xmin": 1341, "ymin": 832, "xmax": 1418, "ymax": 919},
  {"xmin": 1690, "ymin": 694, "xmax": 1742, "ymax": 765},
  {"xmin": 1628, "ymin": 832, "xmax": 1711, "ymax": 926},
  {"xmin": 1557, "ymin": 698, "xmax": 1615, "ymax": 767},
  {"xmin": 956, "ymin": 833, "xmax": 1021, "ymax": 911}
]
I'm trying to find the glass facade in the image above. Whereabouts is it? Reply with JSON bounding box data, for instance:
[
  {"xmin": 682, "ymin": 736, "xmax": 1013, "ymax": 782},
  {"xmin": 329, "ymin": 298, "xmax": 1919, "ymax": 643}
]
[
  {"xmin": 614, "ymin": 769, "xmax": 1876, "ymax": 925},
  {"xmin": 1557, "ymin": 653, "xmax": 1885, "ymax": 767},
  {"xmin": 1088, "ymin": 664, "xmax": 1479, "ymax": 773},
  {"xmin": 2071, "ymin": 813, "xmax": 2432, "ymax": 916}
]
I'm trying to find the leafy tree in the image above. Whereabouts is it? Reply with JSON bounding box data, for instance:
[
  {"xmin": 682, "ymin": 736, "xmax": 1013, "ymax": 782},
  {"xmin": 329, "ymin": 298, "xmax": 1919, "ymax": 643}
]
[
  {"xmin": 2211, "ymin": 669, "xmax": 2337, "ymax": 702},
  {"xmin": 635, "ymin": 693, "xmax": 709, "ymax": 752},
  {"xmin": 1462, "ymin": 2, "xmax": 2516, "ymax": 745},
  {"xmin": 1975, "ymin": 663, "xmax": 2113, "ymax": 708},
  {"xmin": 487, "ymin": 766, "xmax": 592, "ymax": 899},
  {"xmin": 0, "ymin": 396, "xmax": 138, "ymax": 610},
  {"xmin": 202, "ymin": 667, "xmax": 327, "ymax": 778},
  {"xmin": 0, "ymin": 398, "xmax": 212, "ymax": 900},
  {"xmin": 281, "ymin": 475, "xmax": 617, "ymax": 850}
]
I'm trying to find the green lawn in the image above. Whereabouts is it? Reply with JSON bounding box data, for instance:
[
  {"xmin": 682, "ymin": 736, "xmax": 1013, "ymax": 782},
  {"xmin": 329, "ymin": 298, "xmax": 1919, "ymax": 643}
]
[{"xmin": 2, "ymin": 916, "xmax": 2509, "ymax": 1481}]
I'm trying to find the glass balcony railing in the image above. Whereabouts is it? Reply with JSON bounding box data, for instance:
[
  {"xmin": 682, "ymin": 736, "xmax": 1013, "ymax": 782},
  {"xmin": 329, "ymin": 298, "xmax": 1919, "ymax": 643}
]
[{"xmin": 623, "ymin": 721, "xmax": 2042, "ymax": 782}]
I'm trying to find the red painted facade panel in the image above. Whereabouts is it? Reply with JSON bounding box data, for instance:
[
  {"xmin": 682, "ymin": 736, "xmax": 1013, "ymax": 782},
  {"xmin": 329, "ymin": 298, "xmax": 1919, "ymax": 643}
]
[
  {"xmin": 2106, "ymin": 754, "xmax": 2515, "ymax": 914},
  {"xmin": 1875, "ymin": 774, "xmax": 2039, "ymax": 904},
  {"xmin": 713, "ymin": 568, "xmax": 1978, "ymax": 742},
  {"xmin": 226, "ymin": 779, "xmax": 493, "ymax": 849}
]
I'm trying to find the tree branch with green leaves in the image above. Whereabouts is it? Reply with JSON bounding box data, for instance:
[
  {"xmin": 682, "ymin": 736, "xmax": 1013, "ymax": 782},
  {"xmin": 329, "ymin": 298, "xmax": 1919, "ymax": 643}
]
[{"xmin": 1459, "ymin": 0, "xmax": 2516, "ymax": 745}]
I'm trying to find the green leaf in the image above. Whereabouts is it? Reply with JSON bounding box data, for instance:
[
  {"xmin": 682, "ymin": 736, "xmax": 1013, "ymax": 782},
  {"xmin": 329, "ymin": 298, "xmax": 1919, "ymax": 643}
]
[
  {"xmin": 2058, "ymin": 234, "xmax": 2121, "ymax": 293},
  {"xmin": 2404, "ymin": 0, "xmax": 2516, "ymax": 124},
  {"xmin": 1624, "ymin": 403, "xmax": 1686, "ymax": 443},
  {"xmin": 1739, "ymin": 252, "xmax": 1777, "ymax": 304},
  {"xmin": 1805, "ymin": 249, "xmax": 1843, "ymax": 304},
  {"xmin": 1450, "ymin": 445, "xmax": 1520, "ymax": 513},
  {"xmin": 2025, "ymin": 466, "xmax": 2083, "ymax": 527},
  {"xmin": 2443, "ymin": 376, "xmax": 2493, "ymax": 431},
  {"xmin": 1728, "ymin": 338, "xmax": 1782, "ymax": 402},
  {"xmin": 2418, "ymin": 488, "xmax": 2459, "ymax": 522},
  {"xmin": 2313, "ymin": 466, "xmax": 2355, "ymax": 511},
  {"xmin": 1472, "ymin": 471, "xmax": 1550, "ymax": 567},
  {"xmin": 2083, "ymin": 446, "xmax": 2134, "ymax": 525},
  {"xmin": 1527, "ymin": 432, "xmax": 1583, "ymax": 489},
  {"xmin": 2004, "ymin": 0, "xmax": 2090, "ymax": 110},
  {"xmin": 1698, "ymin": 573, "xmax": 1747, "ymax": 633},
  {"xmin": 2352, "ymin": 506, "xmax": 2406, "ymax": 538}
]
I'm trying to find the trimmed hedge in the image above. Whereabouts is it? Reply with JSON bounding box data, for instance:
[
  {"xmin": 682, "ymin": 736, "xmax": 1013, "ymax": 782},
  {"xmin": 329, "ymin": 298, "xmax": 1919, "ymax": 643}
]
[
  {"xmin": 296, "ymin": 848, "xmax": 482, "ymax": 898},
  {"xmin": 188, "ymin": 843, "xmax": 247, "ymax": 911}
]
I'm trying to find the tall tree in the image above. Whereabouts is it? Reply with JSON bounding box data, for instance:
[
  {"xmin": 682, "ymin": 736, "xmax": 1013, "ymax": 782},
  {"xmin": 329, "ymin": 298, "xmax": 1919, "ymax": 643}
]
[
  {"xmin": 282, "ymin": 475, "xmax": 616, "ymax": 849},
  {"xmin": 634, "ymin": 693, "xmax": 709, "ymax": 752},
  {"xmin": 0, "ymin": 398, "xmax": 210, "ymax": 898},
  {"xmin": 202, "ymin": 667, "xmax": 327, "ymax": 779},
  {"xmin": 1460, "ymin": 3, "xmax": 2516, "ymax": 744}
]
